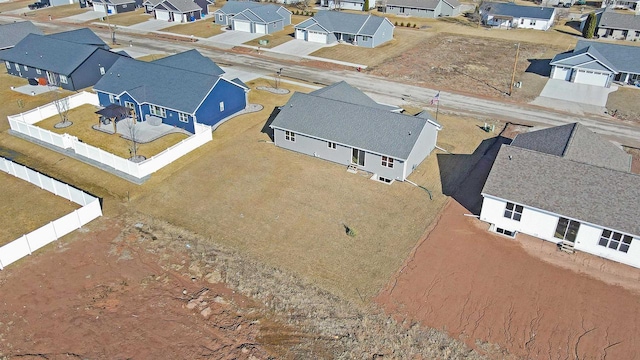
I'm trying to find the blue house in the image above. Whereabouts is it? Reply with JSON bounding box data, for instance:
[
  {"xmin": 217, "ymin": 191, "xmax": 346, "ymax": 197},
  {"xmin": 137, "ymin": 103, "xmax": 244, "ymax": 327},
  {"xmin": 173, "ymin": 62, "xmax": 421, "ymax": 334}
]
[
  {"xmin": 0, "ymin": 28, "xmax": 123, "ymax": 91},
  {"xmin": 93, "ymin": 50, "xmax": 249, "ymax": 134}
]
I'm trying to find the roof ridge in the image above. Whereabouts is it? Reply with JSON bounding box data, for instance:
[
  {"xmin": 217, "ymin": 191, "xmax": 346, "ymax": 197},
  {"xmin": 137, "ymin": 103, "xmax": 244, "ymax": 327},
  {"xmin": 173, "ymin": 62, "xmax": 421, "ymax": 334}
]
[{"xmin": 561, "ymin": 122, "xmax": 578, "ymax": 157}]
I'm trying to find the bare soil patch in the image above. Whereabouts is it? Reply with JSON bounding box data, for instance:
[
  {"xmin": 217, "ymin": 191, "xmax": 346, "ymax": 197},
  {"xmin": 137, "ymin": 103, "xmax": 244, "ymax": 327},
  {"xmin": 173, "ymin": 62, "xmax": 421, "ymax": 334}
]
[
  {"xmin": 0, "ymin": 170, "xmax": 79, "ymax": 246},
  {"xmin": 370, "ymin": 34, "xmax": 564, "ymax": 102}
]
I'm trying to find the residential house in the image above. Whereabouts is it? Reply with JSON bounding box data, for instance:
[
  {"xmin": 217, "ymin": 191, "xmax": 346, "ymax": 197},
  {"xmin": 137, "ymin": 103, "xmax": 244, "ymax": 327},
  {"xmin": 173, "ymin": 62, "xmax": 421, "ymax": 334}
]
[
  {"xmin": 320, "ymin": 0, "xmax": 375, "ymax": 11},
  {"xmin": 269, "ymin": 81, "xmax": 441, "ymax": 183},
  {"xmin": 294, "ymin": 11, "xmax": 394, "ymax": 48},
  {"xmin": 594, "ymin": 8, "xmax": 640, "ymax": 40},
  {"xmin": 0, "ymin": 29, "xmax": 125, "ymax": 91},
  {"xmin": 385, "ymin": 0, "xmax": 461, "ymax": 18},
  {"xmin": 213, "ymin": 1, "xmax": 291, "ymax": 33},
  {"xmin": 0, "ymin": 21, "xmax": 43, "ymax": 50},
  {"xmin": 550, "ymin": 40, "xmax": 640, "ymax": 86},
  {"xmin": 144, "ymin": 0, "xmax": 213, "ymax": 22},
  {"xmin": 41, "ymin": 0, "xmax": 81, "ymax": 6},
  {"xmin": 92, "ymin": 0, "xmax": 142, "ymax": 14},
  {"xmin": 480, "ymin": 2, "xmax": 557, "ymax": 31},
  {"xmin": 93, "ymin": 50, "xmax": 249, "ymax": 134},
  {"xmin": 480, "ymin": 123, "xmax": 640, "ymax": 269},
  {"xmin": 602, "ymin": 0, "xmax": 640, "ymax": 11}
]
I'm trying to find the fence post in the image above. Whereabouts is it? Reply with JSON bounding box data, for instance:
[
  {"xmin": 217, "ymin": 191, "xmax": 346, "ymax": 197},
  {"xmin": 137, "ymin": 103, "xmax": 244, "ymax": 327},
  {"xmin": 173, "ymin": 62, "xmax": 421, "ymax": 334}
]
[
  {"xmin": 0, "ymin": 258, "xmax": 3, "ymax": 270},
  {"xmin": 75, "ymin": 209, "xmax": 83, "ymax": 227},
  {"xmin": 51, "ymin": 221, "xmax": 59, "ymax": 240},
  {"xmin": 24, "ymin": 234, "xmax": 32, "ymax": 255}
]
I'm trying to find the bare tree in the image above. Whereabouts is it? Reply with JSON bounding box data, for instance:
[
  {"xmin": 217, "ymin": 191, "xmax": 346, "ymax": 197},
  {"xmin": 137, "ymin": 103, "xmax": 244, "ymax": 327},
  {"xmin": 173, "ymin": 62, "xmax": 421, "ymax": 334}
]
[
  {"xmin": 123, "ymin": 119, "xmax": 142, "ymax": 162},
  {"xmin": 48, "ymin": 76, "xmax": 71, "ymax": 128}
]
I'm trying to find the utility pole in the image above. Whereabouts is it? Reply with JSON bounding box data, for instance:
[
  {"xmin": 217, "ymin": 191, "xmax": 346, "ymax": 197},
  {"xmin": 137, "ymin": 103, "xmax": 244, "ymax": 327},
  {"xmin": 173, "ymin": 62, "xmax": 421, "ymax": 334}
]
[
  {"xmin": 509, "ymin": 43, "xmax": 520, "ymax": 96},
  {"xmin": 103, "ymin": 3, "xmax": 116, "ymax": 44}
]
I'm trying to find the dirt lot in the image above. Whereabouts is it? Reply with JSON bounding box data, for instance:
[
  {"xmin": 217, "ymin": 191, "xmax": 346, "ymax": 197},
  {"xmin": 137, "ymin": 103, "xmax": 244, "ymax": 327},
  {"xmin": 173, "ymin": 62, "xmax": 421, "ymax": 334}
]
[
  {"xmin": 0, "ymin": 171, "xmax": 79, "ymax": 246},
  {"xmin": 370, "ymin": 34, "xmax": 564, "ymax": 102}
]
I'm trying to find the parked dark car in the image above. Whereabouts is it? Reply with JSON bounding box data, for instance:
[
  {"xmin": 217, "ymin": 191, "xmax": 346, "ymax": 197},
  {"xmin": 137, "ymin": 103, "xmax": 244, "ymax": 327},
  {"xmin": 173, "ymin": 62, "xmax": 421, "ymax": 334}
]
[{"xmin": 28, "ymin": 2, "xmax": 49, "ymax": 9}]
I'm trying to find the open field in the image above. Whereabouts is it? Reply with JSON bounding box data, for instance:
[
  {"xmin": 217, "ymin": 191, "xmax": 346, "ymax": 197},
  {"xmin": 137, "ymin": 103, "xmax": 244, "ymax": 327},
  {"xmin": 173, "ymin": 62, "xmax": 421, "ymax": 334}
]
[
  {"xmin": 104, "ymin": 8, "xmax": 150, "ymax": 26},
  {"xmin": 370, "ymin": 33, "xmax": 564, "ymax": 101},
  {"xmin": 36, "ymin": 104, "xmax": 189, "ymax": 159},
  {"xmin": 164, "ymin": 19, "xmax": 224, "ymax": 38},
  {"xmin": 607, "ymin": 86, "xmax": 640, "ymax": 124},
  {"xmin": 0, "ymin": 170, "xmax": 80, "ymax": 246},
  {"xmin": 0, "ymin": 74, "xmax": 74, "ymax": 133},
  {"xmin": 128, "ymin": 78, "xmax": 496, "ymax": 301}
]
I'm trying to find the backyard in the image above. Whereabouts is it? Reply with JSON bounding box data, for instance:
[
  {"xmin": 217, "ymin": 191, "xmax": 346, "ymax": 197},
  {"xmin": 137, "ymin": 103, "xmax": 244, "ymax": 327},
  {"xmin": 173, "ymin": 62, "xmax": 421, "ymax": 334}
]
[{"xmin": 0, "ymin": 170, "xmax": 80, "ymax": 246}]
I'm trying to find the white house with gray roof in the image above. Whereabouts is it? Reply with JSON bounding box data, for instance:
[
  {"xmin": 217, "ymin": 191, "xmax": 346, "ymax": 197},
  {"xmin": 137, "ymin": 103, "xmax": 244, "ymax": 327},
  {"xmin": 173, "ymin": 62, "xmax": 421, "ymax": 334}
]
[
  {"xmin": 385, "ymin": 0, "xmax": 461, "ymax": 18},
  {"xmin": 294, "ymin": 11, "xmax": 394, "ymax": 48},
  {"xmin": 480, "ymin": 2, "xmax": 556, "ymax": 30},
  {"xmin": 550, "ymin": 40, "xmax": 640, "ymax": 86},
  {"xmin": 480, "ymin": 123, "xmax": 640, "ymax": 268},
  {"xmin": 594, "ymin": 8, "xmax": 640, "ymax": 41},
  {"xmin": 0, "ymin": 22, "xmax": 43, "ymax": 50},
  {"xmin": 213, "ymin": 1, "xmax": 291, "ymax": 33},
  {"xmin": 320, "ymin": 0, "xmax": 375, "ymax": 11},
  {"xmin": 269, "ymin": 82, "xmax": 441, "ymax": 183},
  {"xmin": 92, "ymin": 0, "xmax": 142, "ymax": 14}
]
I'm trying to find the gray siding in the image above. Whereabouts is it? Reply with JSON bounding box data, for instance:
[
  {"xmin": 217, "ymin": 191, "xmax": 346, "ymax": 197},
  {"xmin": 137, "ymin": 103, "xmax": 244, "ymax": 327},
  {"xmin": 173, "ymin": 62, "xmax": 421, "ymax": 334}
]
[
  {"xmin": 441, "ymin": 2, "xmax": 460, "ymax": 16},
  {"xmin": 267, "ymin": 20, "xmax": 285, "ymax": 34},
  {"xmin": 385, "ymin": 4, "xmax": 439, "ymax": 18},
  {"xmin": 274, "ymin": 128, "xmax": 406, "ymax": 180},
  {"xmin": 403, "ymin": 123, "xmax": 438, "ymax": 179},
  {"xmin": 214, "ymin": 12, "xmax": 231, "ymax": 25},
  {"xmin": 372, "ymin": 20, "xmax": 394, "ymax": 47}
]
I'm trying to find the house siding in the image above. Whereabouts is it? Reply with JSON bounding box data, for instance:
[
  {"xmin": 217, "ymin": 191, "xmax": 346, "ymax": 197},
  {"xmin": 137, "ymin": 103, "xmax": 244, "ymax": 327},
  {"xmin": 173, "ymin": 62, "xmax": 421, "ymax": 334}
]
[
  {"xmin": 70, "ymin": 49, "xmax": 123, "ymax": 90},
  {"xmin": 484, "ymin": 14, "xmax": 554, "ymax": 30},
  {"xmin": 194, "ymin": 79, "xmax": 246, "ymax": 128},
  {"xmin": 386, "ymin": 5, "xmax": 437, "ymax": 18},
  {"xmin": 321, "ymin": 0, "xmax": 366, "ymax": 10},
  {"xmin": 214, "ymin": 11, "xmax": 231, "ymax": 25},
  {"xmin": 597, "ymin": 27, "xmax": 640, "ymax": 41},
  {"xmin": 194, "ymin": 0, "xmax": 210, "ymax": 14},
  {"xmin": 403, "ymin": 123, "xmax": 438, "ymax": 180},
  {"xmin": 371, "ymin": 19, "xmax": 394, "ymax": 47},
  {"xmin": 441, "ymin": 2, "xmax": 460, "ymax": 16},
  {"xmin": 480, "ymin": 195, "xmax": 640, "ymax": 269},
  {"xmin": 273, "ymin": 128, "xmax": 406, "ymax": 180}
]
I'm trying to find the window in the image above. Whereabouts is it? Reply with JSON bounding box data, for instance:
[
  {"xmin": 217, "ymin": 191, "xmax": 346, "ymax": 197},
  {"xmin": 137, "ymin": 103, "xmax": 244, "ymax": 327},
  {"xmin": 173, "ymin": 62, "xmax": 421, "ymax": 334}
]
[
  {"xmin": 36, "ymin": 68, "xmax": 41, "ymax": 75},
  {"xmin": 503, "ymin": 202, "xmax": 523, "ymax": 221},
  {"xmin": 59, "ymin": 75, "xmax": 68, "ymax": 84},
  {"xmin": 109, "ymin": 94, "xmax": 116, "ymax": 103},
  {"xmin": 362, "ymin": 36, "xmax": 371, "ymax": 41},
  {"xmin": 636, "ymin": 31, "xmax": 640, "ymax": 37},
  {"xmin": 5, "ymin": 61, "xmax": 9, "ymax": 69},
  {"xmin": 99, "ymin": 66, "xmax": 105, "ymax": 75},
  {"xmin": 23, "ymin": 65, "xmax": 28, "ymax": 71},
  {"xmin": 285, "ymin": 131, "xmax": 295, "ymax": 142},
  {"xmin": 150, "ymin": 104, "xmax": 166, "ymax": 118},
  {"xmin": 520, "ymin": 19, "xmax": 524, "ymax": 24},
  {"xmin": 14, "ymin": 63, "xmax": 19, "ymax": 71},
  {"xmin": 496, "ymin": 227, "xmax": 515, "ymax": 237},
  {"xmin": 554, "ymin": 217, "xmax": 581, "ymax": 242},
  {"xmin": 381, "ymin": 156, "xmax": 394, "ymax": 168},
  {"xmin": 219, "ymin": 101, "xmax": 225, "ymax": 112},
  {"xmin": 378, "ymin": 176, "xmax": 392, "ymax": 184},
  {"xmin": 598, "ymin": 230, "xmax": 633, "ymax": 253},
  {"xmin": 178, "ymin": 113, "xmax": 189, "ymax": 123},
  {"xmin": 327, "ymin": 142, "xmax": 336, "ymax": 149},
  {"xmin": 529, "ymin": 20, "xmax": 536, "ymax": 25},
  {"xmin": 124, "ymin": 101, "xmax": 135, "ymax": 109}
]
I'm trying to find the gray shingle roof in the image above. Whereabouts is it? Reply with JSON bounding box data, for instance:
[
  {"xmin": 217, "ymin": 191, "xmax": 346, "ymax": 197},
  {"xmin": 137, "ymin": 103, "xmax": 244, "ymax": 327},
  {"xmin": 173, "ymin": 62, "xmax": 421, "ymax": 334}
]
[
  {"xmin": 94, "ymin": 0, "xmax": 137, "ymax": 5},
  {"xmin": 550, "ymin": 45, "xmax": 617, "ymax": 73},
  {"xmin": 216, "ymin": 1, "xmax": 265, "ymax": 14},
  {"xmin": 0, "ymin": 21, "xmax": 43, "ymax": 50},
  {"xmin": 482, "ymin": 145, "xmax": 640, "ymax": 237},
  {"xmin": 510, "ymin": 123, "xmax": 631, "ymax": 172},
  {"xmin": 151, "ymin": 49, "xmax": 224, "ymax": 76},
  {"xmin": 481, "ymin": 2, "xmax": 556, "ymax": 20},
  {"xmin": 310, "ymin": 81, "xmax": 396, "ymax": 111},
  {"xmin": 159, "ymin": 0, "xmax": 202, "ymax": 13},
  {"xmin": 598, "ymin": 9, "xmax": 640, "ymax": 31},
  {"xmin": 296, "ymin": 11, "xmax": 390, "ymax": 36},
  {"xmin": 93, "ymin": 56, "xmax": 223, "ymax": 114},
  {"xmin": 47, "ymin": 28, "xmax": 108, "ymax": 48},
  {"xmin": 0, "ymin": 33, "xmax": 100, "ymax": 75},
  {"xmin": 386, "ymin": 0, "xmax": 442, "ymax": 10},
  {"xmin": 270, "ymin": 92, "xmax": 436, "ymax": 160},
  {"xmin": 574, "ymin": 40, "xmax": 640, "ymax": 75}
]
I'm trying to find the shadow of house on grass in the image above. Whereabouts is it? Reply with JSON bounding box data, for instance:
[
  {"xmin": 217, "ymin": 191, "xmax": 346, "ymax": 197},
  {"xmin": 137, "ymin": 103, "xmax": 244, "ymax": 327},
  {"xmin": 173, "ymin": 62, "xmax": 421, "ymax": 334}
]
[
  {"xmin": 437, "ymin": 135, "xmax": 511, "ymax": 215},
  {"xmin": 525, "ymin": 58, "xmax": 552, "ymax": 77},
  {"xmin": 261, "ymin": 107, "xmax": 281, "ymax": 142}
]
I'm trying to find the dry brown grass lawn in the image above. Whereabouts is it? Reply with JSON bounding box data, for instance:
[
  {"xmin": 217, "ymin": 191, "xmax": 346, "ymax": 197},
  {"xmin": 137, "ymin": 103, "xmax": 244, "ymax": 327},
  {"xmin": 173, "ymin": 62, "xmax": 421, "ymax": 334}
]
[
  {"xmin": 41, "ymin": 4, "xmax": 89, "ymax": 20},
  {"xmin": 134, "ymin": 53, "xmax": 169, "ymax": 61},
  {"xmin": 106, "ymin": 8, "xmax": 150, "ymax": 26},
  {"xmin": 0, "ymin": 170, "xmax": 80, "ymax": 246},
  {"xmin": 606, "ymin": 87, "xmax": 640, "ymax": 124},
  {"xmin": 164, "ymin": 19, "xmax": 224, "ymax": 38},
  {"xmin": 36, "ymin": 104, "xmax": 189, "ymax": 158},
  {"xmin": 243, "ymin": 25, "xmax": 295, "ymax": 48},
  {"xmin": 128, "ymin": 78, "xmax": 495, "ymax": 301},
  {"xmin": 0, "ymin": 73, "xmax": 74, "ymax": 133},
  {"xmin": 0, "ymin": 0, "xmax": 31, "ymax": 12}
]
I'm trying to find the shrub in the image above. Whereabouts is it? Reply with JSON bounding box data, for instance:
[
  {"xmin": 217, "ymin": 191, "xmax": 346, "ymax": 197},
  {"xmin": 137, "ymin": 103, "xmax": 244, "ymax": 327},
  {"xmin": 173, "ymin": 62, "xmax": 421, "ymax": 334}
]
[
  {"xmin": 406, "ymin": 22, "xmax": 411, "ymax": 27},
  {"xmin": 582, "ymin": 12, "xmax": 596, "ymax": 39},
  {"xmin": 413, "ymin": 23, "xmax": 417, "ymax": 28},
  {"xmin": 395, "ymin": 21, "xmax": 398, "ymax": 26},
  {"xmin": 400, "ymin": 22, "xmax": 404, "ymax": 26}
]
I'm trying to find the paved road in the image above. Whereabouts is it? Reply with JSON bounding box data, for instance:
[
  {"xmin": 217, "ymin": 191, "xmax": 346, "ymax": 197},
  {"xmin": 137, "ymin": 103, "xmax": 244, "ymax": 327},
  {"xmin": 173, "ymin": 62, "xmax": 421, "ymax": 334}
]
[{"xmin": 3, "ymin": 16, "xmax": 639, "ymax": 147}]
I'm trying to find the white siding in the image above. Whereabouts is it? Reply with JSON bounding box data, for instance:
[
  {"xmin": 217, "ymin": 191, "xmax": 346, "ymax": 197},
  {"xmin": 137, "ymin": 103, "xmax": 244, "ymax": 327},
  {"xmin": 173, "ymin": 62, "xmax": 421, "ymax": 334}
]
[
  {"xmin": 295, "ymin": 28, "xmax": 305, "ymax": 39},
  {"xmin": 403, "ymin": 123, "xmax": 438, "ymax": 180},
  {"xmin": 480, "ymin": 195, "xmax": 640, "ymax": 268}
]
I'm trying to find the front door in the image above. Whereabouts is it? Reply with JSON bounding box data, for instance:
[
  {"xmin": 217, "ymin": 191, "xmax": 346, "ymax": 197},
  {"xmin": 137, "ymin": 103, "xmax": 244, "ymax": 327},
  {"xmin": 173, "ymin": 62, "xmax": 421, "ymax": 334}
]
[
  {"xmin": 352, "ymin": 148, "xmax": 365, "ymax": 166},
  {"xmin": 554, "ymin": 217, "xmax": 581, "ymax": 243},
  {"xmin": 46, "ymin": 71, "xmax": 56, "ymax": 85}
]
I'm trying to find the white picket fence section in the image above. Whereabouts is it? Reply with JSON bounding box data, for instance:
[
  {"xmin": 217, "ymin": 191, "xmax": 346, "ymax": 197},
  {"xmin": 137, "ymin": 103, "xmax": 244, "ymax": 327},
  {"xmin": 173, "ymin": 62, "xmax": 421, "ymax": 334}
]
[
  {"xmin": 0, "ymin": 158, "xmax": 103, "ymax": 270},
  {"xmin": 7, "ymin": 93, "xmax": 213, "ymax": 181}
]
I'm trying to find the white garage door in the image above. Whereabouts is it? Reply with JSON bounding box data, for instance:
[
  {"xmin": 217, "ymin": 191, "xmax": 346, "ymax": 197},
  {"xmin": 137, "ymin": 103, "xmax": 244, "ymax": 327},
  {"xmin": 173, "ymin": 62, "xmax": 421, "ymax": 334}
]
[
  {"xmin": 93, "ymin": 3, "xmax": 105, "ymax": 12},
  {"xmin": 307, "ymin": 31, "xmax": 326, "ymax": 43},
  {"xmin": 574, "ymin": 70, "xmax": 609, "ymax": 87},
  {"xmin": 234, "ymin": 20, "xmax": 251, "ymax": 33},
  {"xmin": 155, "ymin": 10, "xmax": 170, "ymax": 21},
  {"xmin": 295, "ymin": 29, "xmax": 305, "ymax": 39},
  {"xmin": 255, "ymin": 24, "xmax": 267, "ymax": 34},
  {"xmin": 552, "ymin": 66, "xmax": 571, "ymax": 81}
]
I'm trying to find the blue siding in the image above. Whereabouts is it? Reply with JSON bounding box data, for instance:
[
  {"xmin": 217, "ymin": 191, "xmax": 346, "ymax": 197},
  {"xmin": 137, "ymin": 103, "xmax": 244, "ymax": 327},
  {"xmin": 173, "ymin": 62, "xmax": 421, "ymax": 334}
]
[
  {"xmin": 97, "ymin": 90, "xmax": 113, "ymax": 106},
  {"xmin": 194, "ymin": 79, "xmax": 246, "ymax": 127},
  {"xmin": 155, "ymin": 105, "xmax": 195, "ymax": 133}
]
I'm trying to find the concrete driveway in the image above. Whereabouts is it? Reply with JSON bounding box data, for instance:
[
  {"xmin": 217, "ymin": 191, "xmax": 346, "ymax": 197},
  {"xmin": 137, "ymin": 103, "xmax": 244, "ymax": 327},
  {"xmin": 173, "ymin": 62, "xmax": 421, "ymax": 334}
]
[
  {"xmin": 530, "ymin": 79, "xmax": 617, "ymax": 115},
  {"xmin": 270, "ymin": 39, "xmax": 328, "ymax": 56},
  {"xmin": 127, "ymin": 19, "xmax": 175, "ymax": 31},
  {"xmin": 206, "ymin": 30, "xmax": 262, "ymax": 45},
  {"xmin": 60, "ymin": 10, "xmax": 105, "ymax": 23}
]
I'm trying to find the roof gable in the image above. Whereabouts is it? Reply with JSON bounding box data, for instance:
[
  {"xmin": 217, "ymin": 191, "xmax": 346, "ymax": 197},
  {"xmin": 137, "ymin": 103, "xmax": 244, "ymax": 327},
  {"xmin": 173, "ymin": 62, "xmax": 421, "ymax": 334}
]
[
  {"xmin": 46, "ymin": 28, "xmax": 108, "ymax": 48},
  {"xmin": 0, "ymin": 21, "xmax": 43, "ymax": 50},
  {"xmin": 310, "ymin": 81, "xmax": 396, "ymax": 111},
  {"xmin": 151, "ymin": 49, "xmax": 224, "ymax": 76},
  {"xmin": 574, "ymin": 40, "xmax": 640, "ymax": 75},
  {"xmin": 308, "ymin": 11, "xmax": 387, "ymax": 35}
]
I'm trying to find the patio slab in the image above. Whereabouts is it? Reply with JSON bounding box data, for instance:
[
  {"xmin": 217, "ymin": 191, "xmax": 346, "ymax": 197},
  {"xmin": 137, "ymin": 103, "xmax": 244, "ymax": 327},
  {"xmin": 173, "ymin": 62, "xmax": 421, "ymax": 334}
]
[
  {"xmin": 60, "ymin": 10, "xmax": 104, "ymax": 23},
  {"xmin": 12, "ymin": 84, "xmax": 55, "ymax": 96},
  {"xmin": 126, "ymin": 19, "xmax": 175, "ymax": 31},
  {"xmin": 94, "ymin": 117, "xmax": 188, "ymax": 143},
  {"xmin": 206, "ymin": 30, "xmax": 262, "ymax": 45},
  {"xmin": 269, "ymin": 39, "xmax": 328, "ymax": 57}
]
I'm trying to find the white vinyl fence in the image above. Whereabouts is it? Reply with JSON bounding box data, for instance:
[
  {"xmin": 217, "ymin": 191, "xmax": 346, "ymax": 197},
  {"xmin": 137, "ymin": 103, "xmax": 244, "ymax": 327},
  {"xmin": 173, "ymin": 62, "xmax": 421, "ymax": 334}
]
[
  {"xmin": 0, "ymin": 157, "xmax": 103, "ymax": 270},
  {"xmin": 8, "ymin": 93, "xmax": 213, "ymax": 181}
]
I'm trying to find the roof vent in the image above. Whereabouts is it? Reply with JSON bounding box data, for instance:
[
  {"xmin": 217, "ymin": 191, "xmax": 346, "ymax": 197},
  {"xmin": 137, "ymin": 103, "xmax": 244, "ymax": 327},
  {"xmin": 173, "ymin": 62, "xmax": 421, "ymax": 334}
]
[
  {"xmin": 408, "ymin": 131, "xmax": 412, "ymax": 135},
  {"xmin": 508, "ymin": 155, "xmax": 513, "ymax": 160}
]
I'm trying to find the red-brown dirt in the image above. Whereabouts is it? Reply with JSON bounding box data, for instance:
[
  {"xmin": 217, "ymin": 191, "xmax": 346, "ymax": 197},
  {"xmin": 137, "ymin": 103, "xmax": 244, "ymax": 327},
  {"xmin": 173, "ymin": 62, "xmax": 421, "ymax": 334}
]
[
  {"xmin": 0, "ymin": 217, "xmax": 287, "ymax": 359},
  {"xmin": 376, "ymin": 200, "xmax": 640, "ymax": 360}
]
